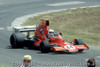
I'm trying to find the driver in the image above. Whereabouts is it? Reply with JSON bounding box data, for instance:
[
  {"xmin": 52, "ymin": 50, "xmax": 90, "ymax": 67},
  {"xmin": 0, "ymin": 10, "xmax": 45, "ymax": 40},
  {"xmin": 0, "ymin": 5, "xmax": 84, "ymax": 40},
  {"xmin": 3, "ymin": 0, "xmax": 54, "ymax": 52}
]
[{"xmin": 48, "ymin": 29, "xmax": 55, "ymax": 37}]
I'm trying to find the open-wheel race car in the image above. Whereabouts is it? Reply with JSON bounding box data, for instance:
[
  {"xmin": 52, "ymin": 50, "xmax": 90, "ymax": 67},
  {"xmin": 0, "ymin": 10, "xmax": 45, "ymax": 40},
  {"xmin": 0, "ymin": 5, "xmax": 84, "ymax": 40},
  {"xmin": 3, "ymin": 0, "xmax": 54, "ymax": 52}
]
[{"xmin": 10, "ymin": 19, "xmax": 89, "ymax": 53}]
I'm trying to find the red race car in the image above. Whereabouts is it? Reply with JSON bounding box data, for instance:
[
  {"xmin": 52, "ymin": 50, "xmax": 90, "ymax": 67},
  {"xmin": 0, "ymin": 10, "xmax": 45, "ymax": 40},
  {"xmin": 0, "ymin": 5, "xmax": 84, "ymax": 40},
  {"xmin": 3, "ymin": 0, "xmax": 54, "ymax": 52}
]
[{"xmin": 10, "ymin": 19, "xmax": 89, "ymax": 53}]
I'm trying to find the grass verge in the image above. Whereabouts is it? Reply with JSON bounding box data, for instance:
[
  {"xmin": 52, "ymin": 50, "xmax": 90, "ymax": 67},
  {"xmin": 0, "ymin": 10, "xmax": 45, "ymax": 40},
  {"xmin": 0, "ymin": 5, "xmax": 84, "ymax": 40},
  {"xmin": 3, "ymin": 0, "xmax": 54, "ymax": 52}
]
[
  {"xmin": 0, "ymin": 65, "xmax": 6, "ymax": 67},
  {"xmin": 22, "ymin": 7, "xmax": 100, "ymax": 46}
]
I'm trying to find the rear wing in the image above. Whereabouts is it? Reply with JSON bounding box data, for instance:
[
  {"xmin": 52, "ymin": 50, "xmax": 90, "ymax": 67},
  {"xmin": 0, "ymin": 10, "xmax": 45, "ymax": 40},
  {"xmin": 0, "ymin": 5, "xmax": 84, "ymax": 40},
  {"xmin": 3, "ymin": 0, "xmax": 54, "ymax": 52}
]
[{"xmin": 13, "ymin": 25, "xmax": 36, "ymax": 33}]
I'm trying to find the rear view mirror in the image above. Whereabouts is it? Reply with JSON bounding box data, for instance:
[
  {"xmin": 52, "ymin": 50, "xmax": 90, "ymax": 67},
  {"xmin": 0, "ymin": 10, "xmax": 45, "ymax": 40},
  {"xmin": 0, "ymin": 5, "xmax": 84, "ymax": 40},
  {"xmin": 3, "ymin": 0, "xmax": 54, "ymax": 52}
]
[
  {"xmin": 59, "ymin": 32, "xmax": 62, "ymax": 36},
  {"xmin": 46, "ymin": 20, "xmax": 49, "ymax": 26}
]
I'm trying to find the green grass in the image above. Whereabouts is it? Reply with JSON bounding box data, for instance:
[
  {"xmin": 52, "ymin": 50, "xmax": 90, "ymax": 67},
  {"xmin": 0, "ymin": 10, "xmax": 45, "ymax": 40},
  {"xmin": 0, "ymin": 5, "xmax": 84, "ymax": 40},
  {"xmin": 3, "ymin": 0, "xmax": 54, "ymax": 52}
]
[
  {"xmin": 0, "ymin": 65, "xmax": 6, "ymax": 67},
  {"xmin": 22, "ymin": 7, "xmax": 100, "ymax": 46}
]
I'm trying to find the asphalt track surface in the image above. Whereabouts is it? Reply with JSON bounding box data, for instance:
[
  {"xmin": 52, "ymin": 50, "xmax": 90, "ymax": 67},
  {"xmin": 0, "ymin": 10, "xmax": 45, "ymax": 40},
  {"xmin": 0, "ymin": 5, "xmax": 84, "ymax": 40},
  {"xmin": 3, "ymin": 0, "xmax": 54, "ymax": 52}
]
[{"xmin": 0, "ymin": 0, "xmax": 100, "ymax": 67}]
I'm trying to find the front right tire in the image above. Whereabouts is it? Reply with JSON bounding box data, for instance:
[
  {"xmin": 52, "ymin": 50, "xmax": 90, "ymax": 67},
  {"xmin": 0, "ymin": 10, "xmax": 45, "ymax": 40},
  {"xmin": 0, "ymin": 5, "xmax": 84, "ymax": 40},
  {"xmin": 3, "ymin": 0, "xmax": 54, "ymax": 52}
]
[
  {"xmin": 78, "ymin": 49, "xmax": 84, "ymax": 52},
  {"xmin": 74, "ymin": 39, "xmax": 84, "ymax": 52},
  {"xmin": 74, "ymin": 39, "xmax": 84, "ymax": 45}
]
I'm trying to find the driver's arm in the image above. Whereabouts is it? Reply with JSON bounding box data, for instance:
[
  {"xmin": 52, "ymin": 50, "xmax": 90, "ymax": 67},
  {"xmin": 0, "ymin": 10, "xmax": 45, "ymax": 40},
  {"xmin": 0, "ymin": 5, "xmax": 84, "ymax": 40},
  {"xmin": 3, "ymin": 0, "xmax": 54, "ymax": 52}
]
[{"xmin": 46, "ymin": 34, "xmax": 51, "ymax": 39}]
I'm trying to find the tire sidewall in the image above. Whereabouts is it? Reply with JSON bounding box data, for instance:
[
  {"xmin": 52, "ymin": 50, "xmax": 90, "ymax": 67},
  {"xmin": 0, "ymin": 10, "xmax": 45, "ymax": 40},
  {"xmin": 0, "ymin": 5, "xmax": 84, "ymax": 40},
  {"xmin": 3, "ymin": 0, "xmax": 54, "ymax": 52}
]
[
  {"xmin": 10, "ymin": 33, "xmax": 25, "ymax": 48},
  {"xmin": 40, "ymin": 40, "xmax": 50, "ymax": 53}
]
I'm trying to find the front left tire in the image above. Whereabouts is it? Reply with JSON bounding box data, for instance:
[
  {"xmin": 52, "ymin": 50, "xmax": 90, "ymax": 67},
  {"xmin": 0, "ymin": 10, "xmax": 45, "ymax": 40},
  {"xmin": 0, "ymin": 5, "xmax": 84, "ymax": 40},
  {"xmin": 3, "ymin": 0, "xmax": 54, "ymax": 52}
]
[{"xmin": 40, "ymin": 40, "xmax": 51, "ymax": 53}]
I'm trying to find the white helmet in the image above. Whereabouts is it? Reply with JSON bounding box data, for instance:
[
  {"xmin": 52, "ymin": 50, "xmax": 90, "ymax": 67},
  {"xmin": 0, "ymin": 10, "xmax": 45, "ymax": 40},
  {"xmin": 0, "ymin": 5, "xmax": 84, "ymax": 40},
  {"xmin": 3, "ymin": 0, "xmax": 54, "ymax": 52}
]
[{"xmin": 48, "ymin": 29, "xmax": 54, "ymax": 34}]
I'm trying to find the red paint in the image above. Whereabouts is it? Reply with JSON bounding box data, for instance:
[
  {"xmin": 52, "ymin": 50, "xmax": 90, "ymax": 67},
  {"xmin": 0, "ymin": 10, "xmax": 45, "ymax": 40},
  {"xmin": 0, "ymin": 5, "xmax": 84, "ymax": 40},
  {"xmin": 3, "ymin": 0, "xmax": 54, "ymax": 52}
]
[{"xmin": 33, "ymin": 19, "xmax": 89, "ymax": 52}]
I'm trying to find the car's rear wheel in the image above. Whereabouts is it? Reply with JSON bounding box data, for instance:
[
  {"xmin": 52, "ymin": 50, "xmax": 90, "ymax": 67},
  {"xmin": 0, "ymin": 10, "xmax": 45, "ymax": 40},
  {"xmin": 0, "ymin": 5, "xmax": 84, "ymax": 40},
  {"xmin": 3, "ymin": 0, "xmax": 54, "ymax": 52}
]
[
  {"xmin": 74, "ymin": 39, "xmax": 84, "ymax": 52},
  {"xmin": 10, "ymin": 33, "xmax": 25, "ymax": 48},
  {"xmin": 40, "ymin": 40, "xmax": 50, "ymax": 53}
]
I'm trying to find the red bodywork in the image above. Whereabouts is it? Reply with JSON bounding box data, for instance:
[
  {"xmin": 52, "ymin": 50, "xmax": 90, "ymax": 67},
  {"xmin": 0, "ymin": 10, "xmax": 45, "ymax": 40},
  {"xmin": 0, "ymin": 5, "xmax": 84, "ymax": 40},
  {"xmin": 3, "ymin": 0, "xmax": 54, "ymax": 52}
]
[{"xmin": 34, "ymin": 19, "xmax": 89, "ymax": 52}]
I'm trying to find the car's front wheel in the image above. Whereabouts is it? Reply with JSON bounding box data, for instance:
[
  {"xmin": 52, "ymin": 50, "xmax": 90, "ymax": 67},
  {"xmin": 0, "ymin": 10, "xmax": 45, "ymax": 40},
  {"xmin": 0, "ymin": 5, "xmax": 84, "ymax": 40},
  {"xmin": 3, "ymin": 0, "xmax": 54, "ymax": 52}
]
[
  {"xmin": 73, "ymin": 39, "xmax": 84, "ymax": 52},
  {"xmin": 78, "ymin": 49, "xmax": 84, "ymax": 52},
  {"xmin": 40, "ymin": 40, "xmax": 51, "ymax": 53}
]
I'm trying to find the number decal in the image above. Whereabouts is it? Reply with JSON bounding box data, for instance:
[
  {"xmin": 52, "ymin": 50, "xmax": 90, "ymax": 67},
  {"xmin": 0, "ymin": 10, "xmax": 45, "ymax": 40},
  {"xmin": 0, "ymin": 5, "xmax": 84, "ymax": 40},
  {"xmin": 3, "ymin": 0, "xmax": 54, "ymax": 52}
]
[{"xmin": 64, "ymin": 45, "xmax": 75, "ymax": 49}]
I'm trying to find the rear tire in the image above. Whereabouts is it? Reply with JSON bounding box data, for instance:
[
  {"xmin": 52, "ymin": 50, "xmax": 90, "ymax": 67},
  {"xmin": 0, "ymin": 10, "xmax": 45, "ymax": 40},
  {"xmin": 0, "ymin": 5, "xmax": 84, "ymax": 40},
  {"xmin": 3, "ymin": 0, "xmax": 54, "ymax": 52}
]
[
  {"xmin": 40, "ymin": 40, "xmax": 50, "ymax": 53},
  {"xmin": 10, "ymin": 33, "xmax": 25, "ymax": 48}
]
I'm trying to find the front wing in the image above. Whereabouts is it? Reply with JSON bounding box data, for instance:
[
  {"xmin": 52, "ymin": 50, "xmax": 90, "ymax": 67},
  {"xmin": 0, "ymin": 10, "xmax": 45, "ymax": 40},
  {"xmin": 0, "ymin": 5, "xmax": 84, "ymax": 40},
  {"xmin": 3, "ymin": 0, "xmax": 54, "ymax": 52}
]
[{"xmin": 51, "ymin": 44, "xmax": 89, "ymax": 52}]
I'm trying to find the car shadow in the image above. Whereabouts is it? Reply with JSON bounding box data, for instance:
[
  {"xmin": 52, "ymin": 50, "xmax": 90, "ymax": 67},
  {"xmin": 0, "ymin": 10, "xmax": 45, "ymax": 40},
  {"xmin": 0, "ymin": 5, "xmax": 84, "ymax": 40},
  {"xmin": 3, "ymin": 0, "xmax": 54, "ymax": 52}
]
[
  {"xmin": 7, "ymin": 46, "xmax": 86, "ymax": 55},
  {"xmin": 50, "ymin": 51, "xmax": 86, "ymax": 55},
  {"xmin": 37, "ymin": 50, "xmax": 86, "ymax": 55},
  {"xmin": 6, "ymin": 46, "xmax": 23, "ymax": 49}
]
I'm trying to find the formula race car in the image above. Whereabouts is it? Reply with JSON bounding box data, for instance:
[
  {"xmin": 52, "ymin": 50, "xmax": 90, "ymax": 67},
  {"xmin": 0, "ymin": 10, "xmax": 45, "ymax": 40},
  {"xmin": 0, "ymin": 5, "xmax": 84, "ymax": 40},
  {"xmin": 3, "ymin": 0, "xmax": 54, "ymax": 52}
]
[{"xmin": 10, "ymin": 19, "xmax": 89, "ymax": 53}]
